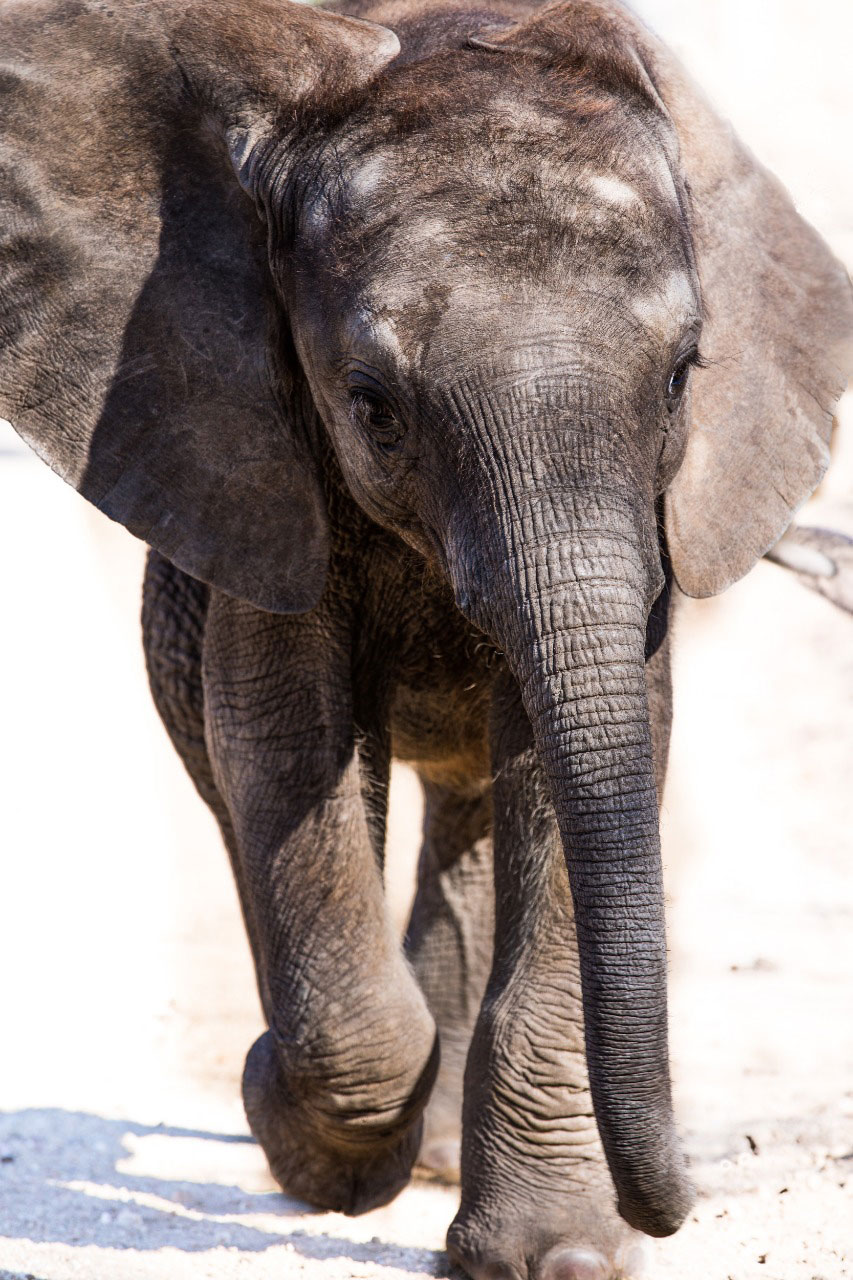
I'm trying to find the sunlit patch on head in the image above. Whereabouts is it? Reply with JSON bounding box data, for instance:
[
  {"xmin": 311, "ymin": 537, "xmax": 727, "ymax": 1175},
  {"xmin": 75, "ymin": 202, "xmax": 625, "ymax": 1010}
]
[
  {"xmin": 371, "ymin": 315, "xmax": 406, "ymax": 362},
  {"xmin": 348, "ymin": 155, "xmax": 388, "ymax": 201},
  {"xmin": 585, "ymin": 173, "xmax": 641, "ymax": 208},
  {"xmin": 630, "ymin": 270, "xmax": 695, "ymax": 333},
  {"xmin": 402, "ymin": 214, "xmax": 453, "ymax": 244},
  {"xmin": 349, "ymin": 308, "xmax": 410, "ymax": 373}
]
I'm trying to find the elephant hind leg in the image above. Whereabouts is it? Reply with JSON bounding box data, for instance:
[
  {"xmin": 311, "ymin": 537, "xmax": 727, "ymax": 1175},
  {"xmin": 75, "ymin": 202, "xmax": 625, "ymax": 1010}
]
[{"xmin": 405, "ymin": 779, "xmax": 494, "ymax": 1183}]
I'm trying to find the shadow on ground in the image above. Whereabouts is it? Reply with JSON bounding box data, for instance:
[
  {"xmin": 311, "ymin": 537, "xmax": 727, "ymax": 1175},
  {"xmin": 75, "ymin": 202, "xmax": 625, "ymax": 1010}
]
[{"xmin": 0, "ymin": 1109, "xmax": 450, "ymax": 1276}]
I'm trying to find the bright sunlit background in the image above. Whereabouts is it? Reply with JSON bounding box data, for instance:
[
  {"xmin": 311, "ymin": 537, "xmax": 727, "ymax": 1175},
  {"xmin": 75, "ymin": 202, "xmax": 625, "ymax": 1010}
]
[{"xmin": 1, "ymin": 3, "xmax": 851, "ymax": 1278}]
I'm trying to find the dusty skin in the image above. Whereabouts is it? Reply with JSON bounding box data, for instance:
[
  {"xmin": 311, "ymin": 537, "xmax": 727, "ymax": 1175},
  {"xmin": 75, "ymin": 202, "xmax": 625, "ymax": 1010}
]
[{"xmin": 1, "ymin": 0, "xmax": 852, "ymax": 1277}]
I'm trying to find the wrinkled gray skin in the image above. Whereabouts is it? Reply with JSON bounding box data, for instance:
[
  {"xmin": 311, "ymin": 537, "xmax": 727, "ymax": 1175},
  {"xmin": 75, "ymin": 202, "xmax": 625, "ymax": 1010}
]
[{"xmin": 2, "ymin": 0, "xmax": 852, "ymax": 1277}]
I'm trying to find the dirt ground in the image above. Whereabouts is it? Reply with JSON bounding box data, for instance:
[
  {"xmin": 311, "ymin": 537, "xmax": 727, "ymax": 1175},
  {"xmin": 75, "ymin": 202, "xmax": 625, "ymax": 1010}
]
[{"xmin": 1, "ymin": 2, "xmax": 852, "ymax": 1278}]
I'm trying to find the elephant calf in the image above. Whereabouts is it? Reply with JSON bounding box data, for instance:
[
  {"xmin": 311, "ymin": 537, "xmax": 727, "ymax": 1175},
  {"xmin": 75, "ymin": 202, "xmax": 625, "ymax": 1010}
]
[{"xmin": 2, "ymin": 0, "xmax": 851, "ymax": 1275}]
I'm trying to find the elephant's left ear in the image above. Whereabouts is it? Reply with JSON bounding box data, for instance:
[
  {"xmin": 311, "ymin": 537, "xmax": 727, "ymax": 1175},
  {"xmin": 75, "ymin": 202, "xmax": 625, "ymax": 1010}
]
[{"xmin": 643, "ymin": 18, "xmax": 853, "ymax": 596}]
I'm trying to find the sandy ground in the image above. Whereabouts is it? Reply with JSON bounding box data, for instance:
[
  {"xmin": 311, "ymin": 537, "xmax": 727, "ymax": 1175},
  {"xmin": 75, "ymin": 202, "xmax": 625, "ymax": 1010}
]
[{"xmin": 1, "ymin": 2, "xmax": 852, "ymax": 1278}]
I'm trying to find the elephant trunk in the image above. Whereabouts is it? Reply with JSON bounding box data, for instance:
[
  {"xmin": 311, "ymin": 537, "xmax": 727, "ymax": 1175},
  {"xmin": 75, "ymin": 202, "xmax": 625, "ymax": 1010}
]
[{"xmin": 474, "ymin": 491, "xmax": 693, "ymax": 1237}]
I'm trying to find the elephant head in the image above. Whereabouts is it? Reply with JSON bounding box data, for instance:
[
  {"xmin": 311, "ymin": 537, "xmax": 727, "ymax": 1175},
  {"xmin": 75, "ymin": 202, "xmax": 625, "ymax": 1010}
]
[{"xmin": 2, "ymin": 0, "xmax": 851, "ymax": 1240}]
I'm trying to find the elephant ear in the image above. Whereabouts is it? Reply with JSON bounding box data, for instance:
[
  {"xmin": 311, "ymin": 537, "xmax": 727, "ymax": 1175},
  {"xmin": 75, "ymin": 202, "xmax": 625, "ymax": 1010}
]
[
  {"xmin": 645, "ymin": 20, "xmax": 853, "ymax": 596},
  {"xmin": 0, "ymin": 0, "xmax": 399, "ymax": 613},
  {"xmin": 477, "ymin": 0, "xmax": 853, "ymax": 598}
]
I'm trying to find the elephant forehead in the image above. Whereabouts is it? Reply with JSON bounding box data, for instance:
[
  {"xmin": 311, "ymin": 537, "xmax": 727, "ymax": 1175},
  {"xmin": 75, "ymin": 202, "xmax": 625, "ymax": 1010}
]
[
  {"xmin": 305, "ymin": 69, "xmax": 695, "ymax": 356},
  {"xmin": 332, "ymin": 165, "xmax": 687, "ymax": 317},
  {"xmin": 349, "ymin": 281, "xmax": 662, "ymax": 384},
  {"xmin": 339, "ymin": 135, "xmax": 671, "ymax": 212},
  {"xmin": 328, "ymin": 123, "xmax": 685, "ymax": 290}
]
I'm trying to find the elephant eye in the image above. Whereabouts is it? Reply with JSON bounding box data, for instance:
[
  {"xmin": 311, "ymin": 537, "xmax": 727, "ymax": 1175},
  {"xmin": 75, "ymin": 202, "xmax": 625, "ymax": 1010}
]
[
  {"xmin": 350, "ymin": 390, "xmax": 406, "ymax": 455},
  {"xmin": 666, "ymin": 348, "xmax": 703, "ymax": 412}
]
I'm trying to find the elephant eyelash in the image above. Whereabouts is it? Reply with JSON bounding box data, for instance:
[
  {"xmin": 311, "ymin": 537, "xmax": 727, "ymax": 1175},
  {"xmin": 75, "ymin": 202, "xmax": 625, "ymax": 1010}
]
[
  {"xmin": 666, "ymin": 347, "xmax": 706, "ymax": 410},
  {"xmin": 349, "ymin": 390, "xmax": 407, "ymax": 454}
]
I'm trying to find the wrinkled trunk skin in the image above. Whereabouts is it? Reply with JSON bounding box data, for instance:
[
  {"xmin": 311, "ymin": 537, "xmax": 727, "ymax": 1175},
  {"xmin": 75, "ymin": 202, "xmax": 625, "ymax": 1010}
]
[{"xmin": 462, "ymin": 482, "xmax": 693, "ymax": 1237}]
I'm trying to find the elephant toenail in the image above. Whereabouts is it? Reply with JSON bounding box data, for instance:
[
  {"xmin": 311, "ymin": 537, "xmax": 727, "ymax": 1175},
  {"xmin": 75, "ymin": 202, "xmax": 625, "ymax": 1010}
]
[{"xmin": 539, "ymin": 1246, "xmax": 609, "ymax": 1280}]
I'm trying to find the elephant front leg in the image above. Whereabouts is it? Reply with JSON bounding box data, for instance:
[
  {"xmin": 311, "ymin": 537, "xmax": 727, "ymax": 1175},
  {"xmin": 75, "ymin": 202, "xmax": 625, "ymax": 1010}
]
[
  {"xmin": 447, "ymin": 674, "xmax": 645, "ymax": 1280},
  {"xmin": 404, "ymin": 780, "xmax": 494, "ymax": 1181},
  {"xmin": 202, "ymin": 592, "xmax": 437, "ymax": 1214}
]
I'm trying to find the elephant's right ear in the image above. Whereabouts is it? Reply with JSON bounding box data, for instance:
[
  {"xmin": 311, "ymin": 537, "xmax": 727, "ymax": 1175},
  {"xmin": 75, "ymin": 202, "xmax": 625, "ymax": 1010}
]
[{"xmin": 0, "ymin": 0, "xmax": 399, "ymax": 613}]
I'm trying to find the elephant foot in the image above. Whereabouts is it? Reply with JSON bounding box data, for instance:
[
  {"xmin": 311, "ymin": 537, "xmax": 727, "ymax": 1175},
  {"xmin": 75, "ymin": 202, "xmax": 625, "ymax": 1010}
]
[
  {"xmin": 447, "ymin": 1186, "xmax": 646, "ymax": 1280},
  {"xmin": 243, "ymin": 1029, "xmax": 438, "ymax": 1214}
]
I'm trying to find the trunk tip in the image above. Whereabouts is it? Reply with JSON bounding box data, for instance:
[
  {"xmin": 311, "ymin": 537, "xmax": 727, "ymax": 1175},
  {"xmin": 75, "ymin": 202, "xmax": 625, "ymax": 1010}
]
[{"xmin": 617, "ymin": 1174, "xmax": 695, "ymax": 1238}]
